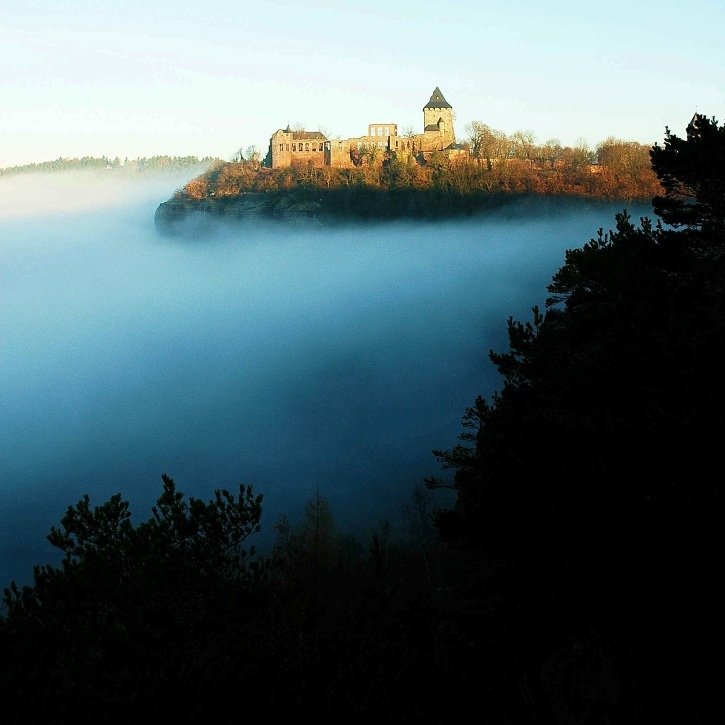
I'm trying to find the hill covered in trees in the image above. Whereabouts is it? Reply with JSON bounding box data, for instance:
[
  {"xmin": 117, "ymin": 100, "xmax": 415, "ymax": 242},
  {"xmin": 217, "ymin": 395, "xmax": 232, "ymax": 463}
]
[
  {"xmin": 1, "ymin": 115, "xmax": 722, "ymax": 724},
  {"xmin": 154, "ymin": 130, "xmax": 661, "ymax": 234}
]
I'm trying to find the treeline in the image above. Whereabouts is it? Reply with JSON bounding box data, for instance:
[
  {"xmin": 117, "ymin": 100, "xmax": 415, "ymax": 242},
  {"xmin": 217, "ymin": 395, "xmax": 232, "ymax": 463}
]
[
  {"xmin": 177, "ymin": 130, "xmax": 660, "ymax": 206},
  {"xmin": 0, "ymin": 155, "xmax": 219, "ymax": 177},
  {"xmin": 465, "ymin": 121, "xmax": 657, "ymax": 199}
]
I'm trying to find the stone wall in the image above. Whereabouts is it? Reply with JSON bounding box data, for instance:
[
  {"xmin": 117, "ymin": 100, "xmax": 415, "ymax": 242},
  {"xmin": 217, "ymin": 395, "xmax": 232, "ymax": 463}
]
[
  {"xmin": 267, "ymin": 88, "xmax": 464, "ymax": 169},
  {"xmin": 423, "ymin": 108, "xmax": 455, "ymax": 147},
  {"xmin": 271, "ymin": 129, "xmax": 327, "ymax": 169},
  {"xmin": 327, "ymin": 139, "xmax": 353, "ymax": 168}
]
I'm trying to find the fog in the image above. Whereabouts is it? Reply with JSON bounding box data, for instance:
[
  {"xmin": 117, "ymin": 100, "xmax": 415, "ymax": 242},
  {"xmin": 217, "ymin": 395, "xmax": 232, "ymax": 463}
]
[{"xmin": 0, "ymin": 172, "xmax": 653, "ymax": 586}]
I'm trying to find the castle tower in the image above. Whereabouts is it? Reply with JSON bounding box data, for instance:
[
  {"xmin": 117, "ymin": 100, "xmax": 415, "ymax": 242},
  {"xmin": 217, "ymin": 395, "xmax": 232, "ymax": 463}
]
[{"xmin": 422, "ymin": 87, "xmax": 455, "ymax": 150}]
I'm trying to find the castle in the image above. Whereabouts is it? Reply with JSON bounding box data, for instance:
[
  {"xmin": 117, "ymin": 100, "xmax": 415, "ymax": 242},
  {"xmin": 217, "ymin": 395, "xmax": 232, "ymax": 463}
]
[{"xmin": 266, "ymin": 87, "xmax": 467, "ymax": 169}]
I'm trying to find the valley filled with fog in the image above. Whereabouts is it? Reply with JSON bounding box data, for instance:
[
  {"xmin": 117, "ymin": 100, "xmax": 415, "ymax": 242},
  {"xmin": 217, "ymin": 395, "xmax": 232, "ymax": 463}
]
[{"xmin": 0, "ymin": 172, "xmax": 653, "ymax": 585}]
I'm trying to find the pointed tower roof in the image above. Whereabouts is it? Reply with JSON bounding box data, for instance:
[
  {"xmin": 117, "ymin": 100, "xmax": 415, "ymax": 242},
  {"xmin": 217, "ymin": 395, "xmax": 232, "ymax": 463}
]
[{"xmin": 424, "ymin": 87, "xmax": 452, "ymax": 110}]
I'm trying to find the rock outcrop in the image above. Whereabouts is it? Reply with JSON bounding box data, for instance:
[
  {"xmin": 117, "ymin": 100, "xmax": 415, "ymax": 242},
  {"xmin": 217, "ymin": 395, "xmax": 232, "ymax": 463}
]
[{"xmin": 154, "ymin": 192, "xmax": 330, "ymax": 237}]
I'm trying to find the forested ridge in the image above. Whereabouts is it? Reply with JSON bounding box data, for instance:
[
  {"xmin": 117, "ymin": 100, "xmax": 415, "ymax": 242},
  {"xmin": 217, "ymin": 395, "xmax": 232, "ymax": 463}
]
[
  {"xmin": 0, "ymin": 155, "xmax": 219, "ymax": 177},
  {"xmin": 1, "ymin": 115, "xmax": 722, "ymax": 724}
]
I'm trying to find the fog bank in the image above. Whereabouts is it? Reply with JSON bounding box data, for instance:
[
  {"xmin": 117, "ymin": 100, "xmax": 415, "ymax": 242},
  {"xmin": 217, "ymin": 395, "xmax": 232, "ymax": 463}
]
[{"xmin": 0, "ymin": 173, "xmax": 653, "ymax": 585}]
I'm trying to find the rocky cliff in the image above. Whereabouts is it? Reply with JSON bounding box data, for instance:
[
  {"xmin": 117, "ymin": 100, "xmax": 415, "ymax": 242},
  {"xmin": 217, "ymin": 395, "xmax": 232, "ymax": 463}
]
[
  {"xmin": 154, "ymin": 192, "xmax": 331, "ymax": 237},
  {"xmin": 154, "ymin": 187, "xmax": 595, "ymax": 238}
]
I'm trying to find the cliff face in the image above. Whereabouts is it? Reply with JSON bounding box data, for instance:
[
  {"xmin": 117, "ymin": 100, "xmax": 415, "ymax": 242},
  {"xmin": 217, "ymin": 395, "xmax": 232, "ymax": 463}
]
[
  {"xmin": 154, "ymin": 187, "xmax": 505, "ymax": 237},
  {"xmin": 154, "ymin": 192, "xmax": 329, "ymax": 237},
  {"xmin": 154, "ymin": 188, "xmax": 620, "ymax": 238}
]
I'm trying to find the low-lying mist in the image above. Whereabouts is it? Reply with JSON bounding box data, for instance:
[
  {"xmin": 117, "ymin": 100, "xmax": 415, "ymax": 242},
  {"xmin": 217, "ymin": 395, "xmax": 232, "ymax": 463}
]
[{"xmin": 0, "ymin": 172, "xmax": 653, "ymax": 585}]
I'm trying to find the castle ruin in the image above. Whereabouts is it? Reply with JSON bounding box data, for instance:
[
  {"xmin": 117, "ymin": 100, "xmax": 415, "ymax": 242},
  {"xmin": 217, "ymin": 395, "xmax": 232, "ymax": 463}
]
[{"xmin": 266, "ymin": 87, "xmax": 467, "ymax": 169}]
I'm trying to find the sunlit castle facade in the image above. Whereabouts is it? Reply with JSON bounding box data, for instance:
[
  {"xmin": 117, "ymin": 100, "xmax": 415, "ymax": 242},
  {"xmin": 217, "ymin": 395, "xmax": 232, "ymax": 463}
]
[{"xmin": 267, "ymin": 87, "xmax": 467, "ymax": 169}]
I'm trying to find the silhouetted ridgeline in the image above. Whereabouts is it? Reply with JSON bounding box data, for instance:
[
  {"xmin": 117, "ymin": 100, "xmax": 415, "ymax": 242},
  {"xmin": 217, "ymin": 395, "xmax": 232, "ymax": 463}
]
[{"xmin": 155, "ymin": 148, "xmax": 661, "ymax": 234}]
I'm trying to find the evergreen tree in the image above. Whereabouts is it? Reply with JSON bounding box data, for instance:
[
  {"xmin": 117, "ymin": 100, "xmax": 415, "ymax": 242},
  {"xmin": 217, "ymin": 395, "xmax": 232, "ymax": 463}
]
[
  {"xmin": 0, "ymin": 475, "xmax": 265, "ymax": 723},
  {"xmin": 651, "ymin": 113, "xmax": 725, "ymax": 236},
  {"xmin": 430, "ymin": 114, "xmax": 724, "ymax": 723}
]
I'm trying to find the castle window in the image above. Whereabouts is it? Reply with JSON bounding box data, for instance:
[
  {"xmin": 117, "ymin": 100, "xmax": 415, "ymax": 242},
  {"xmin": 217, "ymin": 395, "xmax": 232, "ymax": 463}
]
[
  {"xmin": 279, "ymin": 144, "xmax": 283, "ymax": 152},
  {"xmin": 319, "ymin": 143, "xmax": 324, "ymax": 151},
  {"xmin": 286, "ymin": 144, "xmax": 289, "ymax": 151},
  {"xmin": 385, "ymin": 127, "xmax": 389, "ymax": 136},
  {"xmin": 305, "ymin": 143, "xmax": 309, "ymax": 151},
  {"xmin": 395, "ymin": 140, "xmax": 399, "ymax": 148},
  {"xmin": 292, "ymin": 143, "xmax": 296, "ymax": 151}
]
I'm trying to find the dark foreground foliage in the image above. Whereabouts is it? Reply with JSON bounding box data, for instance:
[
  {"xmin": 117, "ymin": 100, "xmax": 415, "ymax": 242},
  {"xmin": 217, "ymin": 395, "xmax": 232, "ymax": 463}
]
[
  {"xmin": 0, "ymin": 478, "xmax": 442, "ymax": 724},
  {"xmin": 1, "ymin": 115, "xmax": 722, "ymax": 724},
  {"xmin": 428, "ymin": 113, "xmax": 724, "ymax": 723}
]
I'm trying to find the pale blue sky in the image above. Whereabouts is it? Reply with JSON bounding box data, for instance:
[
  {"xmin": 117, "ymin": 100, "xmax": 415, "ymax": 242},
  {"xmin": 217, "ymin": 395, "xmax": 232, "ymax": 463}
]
[{"xmin": 2, "ymin": 0, "xmax": 723, "ymax": 166}]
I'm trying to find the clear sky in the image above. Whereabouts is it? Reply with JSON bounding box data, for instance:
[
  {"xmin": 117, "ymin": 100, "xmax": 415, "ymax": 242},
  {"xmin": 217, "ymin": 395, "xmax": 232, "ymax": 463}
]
[{"xmin": 2, "ymin": 0, "xmax": 723, "ymax": 167}]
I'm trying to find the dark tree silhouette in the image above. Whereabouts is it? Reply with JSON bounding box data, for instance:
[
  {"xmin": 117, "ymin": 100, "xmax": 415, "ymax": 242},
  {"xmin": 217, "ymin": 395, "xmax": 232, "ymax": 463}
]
[
  {"xmin": 0, "ymin": 476, "xmax": 265, "ymax": 723},
  {"xmin": 430, "ymin": 115, "xmax": 724, "ymax": 724},
  {"xmin": 651, "ymin": 113, "xmax": 725, "ymax": 235}
]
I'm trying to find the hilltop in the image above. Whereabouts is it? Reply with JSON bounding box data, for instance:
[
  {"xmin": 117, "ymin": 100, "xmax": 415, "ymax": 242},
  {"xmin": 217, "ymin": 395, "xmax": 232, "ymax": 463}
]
[{"xmin": 154, "ymin": 137, "xmax": 661, "ymax": 236}]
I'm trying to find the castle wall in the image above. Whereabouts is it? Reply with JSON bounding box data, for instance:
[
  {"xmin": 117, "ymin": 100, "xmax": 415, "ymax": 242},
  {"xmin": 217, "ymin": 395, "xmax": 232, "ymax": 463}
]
[
  {"xmin": 290, "ymin": 148, "xmax": 326, "ymax": 168},
  {"xmin": 271, "ymin": 129, "xmax": 327, "ymax": 168},
  {"xmin": 422, "ymin": 109, "xmax": 455, "ymax": 150},
  {"xmin": 270, "ymin": 130, "xmax": 293, "ymax": 168},
  {"xmin": 267, "ymin": 89, "xmax": 463, "ymax": 169},
  {"xmin": 423, "ymin": 107, "xmax": 454, "ymax": 136},
  {"xmin": 368, "ymin": 123, "xmax": 398, "ymax": 138},
  {"xmin": 328, "ymin": 139, "xmax": 353, "ymax": 168},
  {"xmin": 352, "ymin": 132, "xmax": 417, "ymax": 160},
  {"xmin": 389, "ymin": 135, "xmax": 416, "ymax": 157},
  {"xmin": 352, "ymin": 135, "xmax": 389, "ymax": 152}
]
